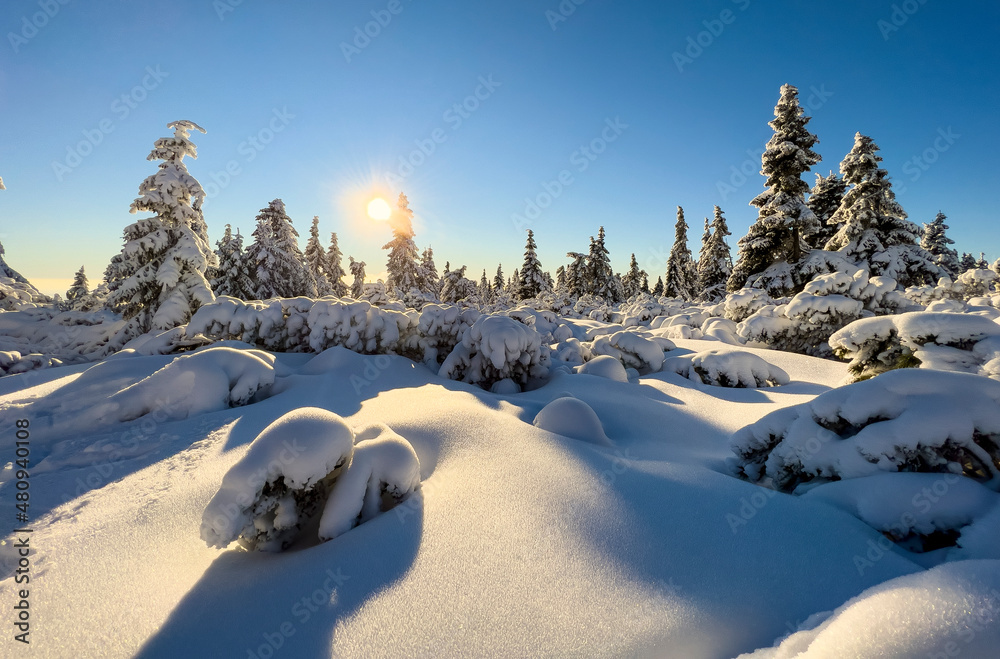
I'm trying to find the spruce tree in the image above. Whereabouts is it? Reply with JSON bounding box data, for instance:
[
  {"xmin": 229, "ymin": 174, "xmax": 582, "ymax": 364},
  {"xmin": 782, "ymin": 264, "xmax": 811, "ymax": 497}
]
[
  {"xmin": 664, "ymin": 207, "xmax": 695, "ymax": 300},
  {"xmin": 806, "ymin": 172, "xmax": 848, "ymax": 249},
  {"xmin": 348, "ymin": 257, "xmax": 366, "ymax": 299},
  {"xmin": 478, "ymin": 269, "xmax": 493, "ymax": 303},
  {"xmin": 565, "ymin": 252, "xmax": 588, "ymax": 298},
  {"xmin": 960, "ymin": 252, "xmax": 978, "ymax": 273},
  {"xmin": 304, "ymin": 216, "xmax": 332, "ymax": 296},
  {"xmin": 587, "ymin": 227, "xmax": 617, "ymax": 301},
  {"xmin": 920, "ymin": 212, "xmax": 960, "ymax": 278},
  {"xmin": 640, "ymin": 273, "xmax": 650, "ymax": 295},
  {"xmin": 621, "ymin": 253, "xmax": 646, "ymax": 299},
  {"xmin": 245, "ymin": 199, "xmax": 314, "ymax": 299},
  {"xmin": 518, "ymin": 229, "xmax": 547, "ymax": 299},
  {"xmin": 383, "ymin": 192, "xmax": 420, "ymax": 294},
  {"xmin": 418, "ymin": 247, "xmax": 439, "ymax": 296},
  {"xmin": 825, "ymin": 133, "xmax": 939, "ymax": 285},
  {"xmin": 493, "ymin": 264, "xmax": 505, "ymax": 292},
  {"xmin": 441, "ymin": 265, "xmax": 477, "ymax": 303},
  {"xmin": 211, "ymin": 225, "xmax": 254, "ymax": 299},
  {"xmin": 66, "ymin": 266, "xmax": 89, "ymax": 301},
  {"xmin": 106, "ymin": 120, "xmax": 215, "ymax": 336},
  {"xmin": 555, "ymin": 265, "xmax": 567, "ymax": 293},
  {"xmin": 978, "ymin": 253, "xmax": 990, "ymax": 270},
  {"xmin": 652, "ymin": 276, "xmax": 664, "ymax": 296},
  {"xmin": 697, "ymin": 206, "xmax": 733, "ymax": 302},
  {"xmin": 326, "ymin": 233, "xmax": 349, "ymax": 297},
  {"xmin": 730, "ymin": 84, "xmax": 821, "ymax": 291}
]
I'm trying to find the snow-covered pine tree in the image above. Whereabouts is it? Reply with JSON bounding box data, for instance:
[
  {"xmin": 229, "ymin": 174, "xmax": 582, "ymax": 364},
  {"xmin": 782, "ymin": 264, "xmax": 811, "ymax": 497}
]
[
  {"xmin": 920, "ymin": 211, "xmax": 960, "ymax": 278},
  {"xmin": 978, "ymin": 253, "xmax": 990, "ymax": 270},
  {"xmin": 66, "ymin": 266, "xmax": 89, "ymax": 301},
  {"xmin": 348, "ymin": 257, "xmax": 366, "ymax": 299},
  {"xmin": 640, "ymin": 273, "xmax": 650, "ymax": 294},
  {"xmin": 518, "ymin": 229, "xmax": 547, "ymax": 299},
  {"xmin": 806, "ymin": 172, "xmax": 847, "ymax": 249},
  {"xmin": 960, "ymin": 252, "xmax": 978, "ymax": 273},
  {"xmin": 478, "ymin": 269, "xmax": 493, "ymax": 303},
  {"xmin": 729, "ymin": 84, "xmax": 821, "ymax": 291},
  {"xmin": 555, "ymin": 265, "xmax": 567, "ymax": 293},
  {"xmin": 383, "ymin": 192, "xmax": 421, "ymax": 294},
  {"xmin": 493, "ymin": 264, "xmax": 504, "ymax": 293},
  {"xmin": 440, "ymin": 265, "xmax": 477, "ymax": 303},
  {"xmin": 697, "ymin": 205, "xmax": 733, "ymax": 302},
  {"xmin": 211, "ymin": 225, "xmax": 254, "ymax": 299},
  {"xmin": 326, "ymin": 232, "xmax": 349, "ymax": 297},
  {"xmin": 245, "ymin": 199, "xmax": 315, "ymax": 299},
  {"xmin": 652, "ymin": 276, "xmax": 664, "ymax": 296},
  {"xmin": 418, "ymin": 247, "xmax": 439, "ymax": 297},
  {"xmin": 0, "ymin": 241, "xmax": 31, "ymax": 286},
  {"xmin": 105, "ymin": 120, "xmax": 216, "ymax": 337},
  {"xmin": 825, "ymin": 133, "xmax": 940, "ymax": 286},
  {"xmin": 664, "ymin": 207, "xmax": 696, "ymax": 300},
  {"xmin": 507, "ymin": 268, "xmax": 519, "ymax": 296},
  {"xmin": 565, "ymin": 252, "xmax": 588, "ymax": 298},
  {"xmin": 621, "ymin": 253, "xmax": 646, "ymax": 299},
  {"xmin": 587, "ymin": 227, "xmax": 618, "ymax": 301},
  {"xmin": 304, "ymin": 216, "xmax": 332, "ymax": 296}
]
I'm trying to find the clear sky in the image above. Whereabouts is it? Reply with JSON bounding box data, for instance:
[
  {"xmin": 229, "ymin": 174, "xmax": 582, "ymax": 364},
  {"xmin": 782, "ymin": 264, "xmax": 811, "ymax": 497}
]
[{"xmin": 2, "ymin": 0, "xmax": 997, "ymax": 295}]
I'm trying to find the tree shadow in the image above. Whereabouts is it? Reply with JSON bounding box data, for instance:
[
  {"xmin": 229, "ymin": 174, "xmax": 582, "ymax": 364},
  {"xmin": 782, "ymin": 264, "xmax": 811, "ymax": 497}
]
[{"xmin": 135, "ymin": 492, "xmax": 425, "ymax": 658}]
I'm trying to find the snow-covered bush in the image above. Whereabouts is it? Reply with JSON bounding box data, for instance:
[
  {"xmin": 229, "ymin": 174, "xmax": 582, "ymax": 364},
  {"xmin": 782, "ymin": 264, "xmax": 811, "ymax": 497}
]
[
  {"xmin": 590, "ymin": 330, "xmax": 669, "ymax": 373},
  {"xmin": 699, "ymin": 317, "xmax": 742, "ymax": 345},
  {"xmin": 201, "ymin": 408, "xmax": 356, "ymax": 551},
  {"xmin": 955, "ymin": 268, "xmax": 998, "ymax": 299},
  {"xmin": 309, "ymin": 299, "xmax": 413, "ymax": 355},
  {"xmin": 439, "ymin": 315, "xmax": 550, "ymax": 389},
  {"xmin": 318, "ymin": 423, "xmax": 420, "ymax": 542},
  {"xmin": 0, "ymin": 276, "xmax": 49, "ymax": 310},
  {"xmin": 664, "ymin": 348, "xmax": 789, "ymax": 388},
  {"xmin": 109, "ymin": 347, "xmax": 274, "ymax": 422},
  {"xmin": 415, "ymin": 304, "xmax": 480, "ymax": 365},
  {"xmin": 506, "ymin": 306, "xmax": 562, "ymax": 342},
  {"xmin": 723, "ymin": 288, "xmax": 774, "ymax": 322},
  {"xmin": 551, "ymin": 337, "xmax": 592, "ymax": 366},
  {"xmin": 830, "ymin": 311, "xmax": 1000, "ymax": 381},
  {"xmin": 746, "ymin": 249, "xmax": 862, "ymax": 297},
  {"xmin": 533, "ymin": 396, "xmax": 609, "ymax": 445},
  {"xmin": 0, "ymin": 307, "xmax": 124, "ymax": 364},
  {"xmin": 729, "ymin": 369, "xmax": 1000, "ymax": 492}
]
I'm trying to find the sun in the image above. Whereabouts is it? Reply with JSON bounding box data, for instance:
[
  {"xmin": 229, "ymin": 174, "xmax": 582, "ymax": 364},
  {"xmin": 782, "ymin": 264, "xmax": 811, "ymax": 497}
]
[{"xmin": 367, "ymin": 197, "xmax": 392, "ymax": 221}]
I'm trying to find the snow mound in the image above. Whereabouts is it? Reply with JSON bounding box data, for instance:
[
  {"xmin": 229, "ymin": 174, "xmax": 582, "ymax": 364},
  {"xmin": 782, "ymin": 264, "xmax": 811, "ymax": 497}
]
[
  {"xmin": 590, "ymin": 330, "xmax": 667, "ymax": 373},
  {"xmin": 201, "ymin": 407, "xmax": 355, "ymax": 551},
  {"xmin": 576, "ymin": 354, "xmax": 629, "ymax": 382},
  {"xmin": 730, "ymin": 369, "xmax": 1000, "ymax": 492},
  {"xmin": 318, "ymin": 423, "xmax": 421, "ymax": 541},
  {"xmin": 739, "ymin": 560, "xmax": 1000, "ymax": 658},
  {"xmin": 439, "ymin": 314, "xmax": 549, "ymax": 388},
  {"xmin": 533, "ymin": 396, "xmax": 610, "ymax": 445},
  {"xmin": 665, "ymin": 348, "xmax": 789, "ymax": 388},
  {"xmin": 110, "ymin": 346, "xmax": 275, "ymax": 422}
]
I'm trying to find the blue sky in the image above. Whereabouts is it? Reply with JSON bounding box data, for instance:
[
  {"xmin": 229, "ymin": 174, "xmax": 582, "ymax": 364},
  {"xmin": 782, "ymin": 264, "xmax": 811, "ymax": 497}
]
[{"xmin": 1, "ymin": 0, "xmax": 997, "ymax": 295}]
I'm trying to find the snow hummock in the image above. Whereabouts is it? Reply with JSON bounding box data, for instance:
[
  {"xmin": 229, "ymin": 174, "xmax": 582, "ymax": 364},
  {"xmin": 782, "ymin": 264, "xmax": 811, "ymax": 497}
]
[
  {"xmin": 665, "ymin": 347, "xmax": 790, "ymax": 388},
  {"xmin": 576, "ymin": 354, "xmax": 629, "ymax": 382},
  {"xmin": 533, "ymin": 396, "xmax": 610, "ymax": 445},
  {"xmin": 201, "ymin": 407, "xmax": 355, "ymax": 551}
]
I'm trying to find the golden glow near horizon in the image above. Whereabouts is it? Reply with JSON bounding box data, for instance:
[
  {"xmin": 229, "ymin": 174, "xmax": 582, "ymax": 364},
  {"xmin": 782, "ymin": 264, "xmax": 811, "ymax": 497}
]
[{"xmin": 367, "ymin": 197, "xmax": 392, "ymax": 221}]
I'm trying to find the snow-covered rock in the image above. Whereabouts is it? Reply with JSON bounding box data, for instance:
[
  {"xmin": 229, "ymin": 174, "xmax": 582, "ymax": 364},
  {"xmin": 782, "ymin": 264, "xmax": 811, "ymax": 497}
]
[{"xmin": 201, "ymin": 407, "xmax": 356, "ymax": 551}]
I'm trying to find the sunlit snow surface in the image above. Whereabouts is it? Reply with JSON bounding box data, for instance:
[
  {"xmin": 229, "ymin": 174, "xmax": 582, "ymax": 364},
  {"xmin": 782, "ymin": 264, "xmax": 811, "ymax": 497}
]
[{"xmin": 0, "ymin": 339, "xmax": 997, "ymax": 658}]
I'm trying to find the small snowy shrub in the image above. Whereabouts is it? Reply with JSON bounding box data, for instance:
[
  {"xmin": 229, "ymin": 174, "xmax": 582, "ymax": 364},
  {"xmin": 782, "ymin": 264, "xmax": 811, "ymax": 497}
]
[
  {"xmin": 729, "ymin": 369, "xmax": 1000, "ymax": 492},
  {"xmin": 416, "ymin": 304, "xmax": 480, "ymax": 365},
  {"xmin": 307, "ymin": 298, "xmax": 413, "ymax": 355},
  {"xmin": 439, "ymin": 315, "xmax": 550, "ymax": 388},
  {"xmin": 589, "ymin": 330, "xmax": 669, "ymax": 374},
  {"xmin": 109, "ymin": 346, "xmax": 275, "ymax": 421},
  {"xmin": 830, "ymin": 311, "xmax": 1000, "ymax": 381},
  {"xmin": 664, "ymin": 348, "xmax": 789, "ymax": 388},
  {"xmin": 724, "ymin": 288, "xmax": 773, "ymax": 323},
  {"xmin": 201, "ymin": 408, "xmax": 356, "ymax": 551},
  {"xmin": 318, "ymin": 424, "xmax": 420, "ymax": 541}
]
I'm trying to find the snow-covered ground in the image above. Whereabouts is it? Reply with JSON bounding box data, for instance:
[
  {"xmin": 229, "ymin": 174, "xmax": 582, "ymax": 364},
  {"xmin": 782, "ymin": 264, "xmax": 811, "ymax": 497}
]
[{"xmin": 2, "ymin": 328, "xmax": 998, "ymax": 658}]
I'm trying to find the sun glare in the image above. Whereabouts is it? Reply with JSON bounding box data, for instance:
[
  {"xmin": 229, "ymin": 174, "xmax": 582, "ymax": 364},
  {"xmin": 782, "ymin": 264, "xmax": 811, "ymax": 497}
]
[{"xmin": 367, "ymin": 197, "xmax": 392, "ymax": 221}]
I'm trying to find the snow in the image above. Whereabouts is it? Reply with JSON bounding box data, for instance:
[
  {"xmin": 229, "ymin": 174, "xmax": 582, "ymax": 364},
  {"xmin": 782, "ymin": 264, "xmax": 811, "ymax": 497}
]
[
  {"xmin": 576, "ymin": 354, "xmax": 629, "ymax": 381},
  {"xmin": 665, "ymin": 347, "xmax": 790, "ymax": 388},
  {"xmin": 439, "ymin": 314, "xmax": 548, "ymax": 387},
  {"xmin": 201, "ymin": 407, "xmax": 356, "ymax": 551},
  {"xmin": 590, "ymin": 329, "xmax": 668, "ymax": 373},
  {"xmin": 532, "ymin": 396, "xmax": 610, "ymax": 445},
  {"xmin": 317, "ymin": 423, "xmax": 421, "ymax": 541}
]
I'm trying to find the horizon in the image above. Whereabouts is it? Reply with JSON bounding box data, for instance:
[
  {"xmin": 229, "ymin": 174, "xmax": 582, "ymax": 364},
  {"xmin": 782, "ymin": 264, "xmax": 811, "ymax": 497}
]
[{"xmin": 2, "ymin": 0, "xmax": 997, "ymax": 297}]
